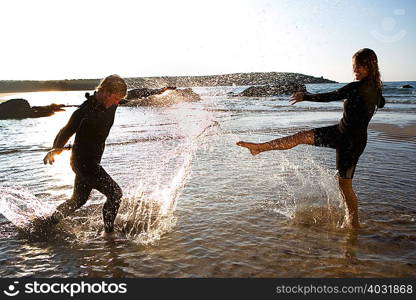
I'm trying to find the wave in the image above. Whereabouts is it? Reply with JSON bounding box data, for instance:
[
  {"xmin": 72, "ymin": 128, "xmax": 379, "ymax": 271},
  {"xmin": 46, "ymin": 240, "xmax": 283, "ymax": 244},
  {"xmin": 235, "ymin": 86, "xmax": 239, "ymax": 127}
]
[
  {"xmin": 384, "ymin": 98, "xmax": 416, "ymax": 104},
  {"xmin": 219, "ymin": 93, "xmax": 416, "ymax": 105},
  {"xmin": 383, "ymin": 87, "xmax": 416, "ymax": 94},
  {"xmin": 0, "ymin": 146, "xmax": 50, "ymax": 155}
]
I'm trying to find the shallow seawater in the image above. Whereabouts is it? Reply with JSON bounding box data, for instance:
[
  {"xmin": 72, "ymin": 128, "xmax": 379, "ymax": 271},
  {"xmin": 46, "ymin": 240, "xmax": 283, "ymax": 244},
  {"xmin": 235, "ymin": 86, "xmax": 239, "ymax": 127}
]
[{"xmin": 0, "ymin": 82, "xmax": 415, "ymax": 277}]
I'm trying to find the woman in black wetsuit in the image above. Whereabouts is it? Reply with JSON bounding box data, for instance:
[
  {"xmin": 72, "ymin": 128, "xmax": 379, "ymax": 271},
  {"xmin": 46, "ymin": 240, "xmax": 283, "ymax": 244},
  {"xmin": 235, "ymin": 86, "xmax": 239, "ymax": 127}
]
[{"xmin": 237, "ymin": 48, "xmax": 385, "ymax": 228}]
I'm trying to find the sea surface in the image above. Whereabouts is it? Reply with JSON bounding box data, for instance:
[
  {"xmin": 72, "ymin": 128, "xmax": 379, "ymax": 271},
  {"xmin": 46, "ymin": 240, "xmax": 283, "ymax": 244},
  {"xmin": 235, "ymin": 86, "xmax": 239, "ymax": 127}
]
[{"xmin": 0, "ymin": 81, "xmax": 415, "ymax": 277}]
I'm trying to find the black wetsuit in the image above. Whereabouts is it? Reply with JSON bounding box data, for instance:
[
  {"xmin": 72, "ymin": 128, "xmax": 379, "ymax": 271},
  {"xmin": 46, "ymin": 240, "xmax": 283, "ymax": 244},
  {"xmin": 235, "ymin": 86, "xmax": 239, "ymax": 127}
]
[
  {"xmin": 50, "ymin": 92, "xmax": 122, "ymax": 232},
  {"xmin": 304, "ymin": 77, "xmax": 383, "ymax": 179}
]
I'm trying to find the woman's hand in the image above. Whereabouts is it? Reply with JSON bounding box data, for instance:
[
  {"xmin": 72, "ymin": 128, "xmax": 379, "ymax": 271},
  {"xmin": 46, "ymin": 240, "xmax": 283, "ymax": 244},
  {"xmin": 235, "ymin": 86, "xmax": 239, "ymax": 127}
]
[
  {"xmin": 43, "ymin": 148, "xmax": 64, "ymax": 165},
  {"xmin": 290, "ymin": 92, "xmax": 305, "ymax": 105}
]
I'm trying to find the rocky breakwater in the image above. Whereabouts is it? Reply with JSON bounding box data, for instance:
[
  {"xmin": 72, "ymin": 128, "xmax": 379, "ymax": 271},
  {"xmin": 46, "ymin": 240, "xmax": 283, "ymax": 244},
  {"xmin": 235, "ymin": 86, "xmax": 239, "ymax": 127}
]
[
  {"xmin": 225, "ymin": 73, "xmax": 335, "ymax": 97},
  {"xmin": 121, "ymin": 87, "xmax": 200, "ymax": 107},
  {"xmin": 238, "ymin": 82, "xmax": 306, "ymax": 97},
  {"xmin": 0, "ymin": 99, "xmax": 65, "ymax": 119}
]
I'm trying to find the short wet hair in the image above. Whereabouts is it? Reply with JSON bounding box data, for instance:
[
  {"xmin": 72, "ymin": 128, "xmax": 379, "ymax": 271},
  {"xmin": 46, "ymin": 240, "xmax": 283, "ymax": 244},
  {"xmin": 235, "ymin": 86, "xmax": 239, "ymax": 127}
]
[{"xmin": 97, "ymin": 74, "xmax": 127, "ymax": 96}]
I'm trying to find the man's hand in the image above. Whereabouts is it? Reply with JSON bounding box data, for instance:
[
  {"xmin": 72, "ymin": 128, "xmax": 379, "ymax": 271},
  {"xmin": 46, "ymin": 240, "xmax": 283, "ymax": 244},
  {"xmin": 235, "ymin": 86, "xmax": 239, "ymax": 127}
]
[
  {"xmin": 290, "ymin": 92, "xmax": 305, "ymax": 105},
  {"xmin": 43, "ymin": 148, "xmax": 64, "ymax": 165}
]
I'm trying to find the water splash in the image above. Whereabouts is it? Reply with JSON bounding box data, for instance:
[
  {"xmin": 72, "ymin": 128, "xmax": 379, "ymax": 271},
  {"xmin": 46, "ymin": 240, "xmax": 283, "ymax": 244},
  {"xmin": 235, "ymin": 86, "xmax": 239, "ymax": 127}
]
[
  {"xmin": 202, "ymin": 90, "xmax": 348, "ymax": 228},
  {"xmin": 0, "ymin": 97, "xmax": 219, "ymax": 244},
  {"xmin": 0, "ymin": 186, "xmax": 54, "ymax": 228},
  {"xmin": 268, "ymin": 152, "xmax": 347, "ymax": 228},
  {"xmin": 231, "ymin": 129, "xmax": 348, "ymax": 228},
  {"xmin": 117, "ymin": 118, "xmax": 218, "ymax": 244},
  {"xmin": 116, "ymin": 144, "xmax": 193, "ymax": 244},
  {"xmin": 70, "ymin": 103, "xmax": 220, "ymax": 244}
]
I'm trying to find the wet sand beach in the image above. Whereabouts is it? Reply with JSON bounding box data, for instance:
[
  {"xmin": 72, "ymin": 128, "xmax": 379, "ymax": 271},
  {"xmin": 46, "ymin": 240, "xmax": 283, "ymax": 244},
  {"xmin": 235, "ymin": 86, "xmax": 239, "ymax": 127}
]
[{"xmin": 369, "ymin": 122, "xmax": 416, "ymax": 143}]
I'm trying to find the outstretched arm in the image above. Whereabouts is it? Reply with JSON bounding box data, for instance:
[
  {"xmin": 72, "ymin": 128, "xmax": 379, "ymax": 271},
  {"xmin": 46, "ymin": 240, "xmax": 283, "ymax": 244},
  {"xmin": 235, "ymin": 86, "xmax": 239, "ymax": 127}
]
[{"xmin": 290, "ymin": 82, "xmax": 356, "ymax": 105}]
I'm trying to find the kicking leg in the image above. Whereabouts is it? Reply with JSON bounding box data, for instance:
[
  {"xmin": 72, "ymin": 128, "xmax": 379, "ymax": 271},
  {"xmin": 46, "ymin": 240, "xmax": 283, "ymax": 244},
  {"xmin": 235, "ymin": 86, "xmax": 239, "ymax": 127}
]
[
  {"xmin": 92, "ymin": 166, "xmax": 123, "ymax": 233},
  {"xmin": 33, "ymin": 175, "xmax": 91, "ymax": 229},
  {"xmin": 237, "ymin": 130, "xmax": 315, "ymax": 155},
  {"xmin": 50, "ymin": 175, "xmax": 92, "ymax": 224}
]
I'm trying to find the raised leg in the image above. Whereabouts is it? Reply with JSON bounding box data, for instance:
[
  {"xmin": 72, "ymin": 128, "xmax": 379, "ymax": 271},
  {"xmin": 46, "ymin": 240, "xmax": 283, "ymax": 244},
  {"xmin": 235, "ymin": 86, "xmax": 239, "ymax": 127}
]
[{"xmin": 236, "ymin": 130, "xmax": 315, "ymax": 155}]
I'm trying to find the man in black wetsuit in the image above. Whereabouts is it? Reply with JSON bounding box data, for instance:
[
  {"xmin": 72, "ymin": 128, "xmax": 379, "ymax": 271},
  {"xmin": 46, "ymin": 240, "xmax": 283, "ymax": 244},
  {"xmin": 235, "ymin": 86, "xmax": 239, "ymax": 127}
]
[
  {"xmin": 42, "ymin": 74, "xmax": 127, "ymax": 235},
  {"xmin": 237, "ymin": 48, "xmax": 385, "ymax": 228}
]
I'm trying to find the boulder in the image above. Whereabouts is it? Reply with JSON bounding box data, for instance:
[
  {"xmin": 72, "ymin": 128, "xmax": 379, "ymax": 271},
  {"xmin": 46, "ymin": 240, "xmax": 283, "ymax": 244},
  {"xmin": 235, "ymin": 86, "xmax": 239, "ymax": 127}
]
[
  {"xmin": 238, "ymin": 83, "xmax": 306, "ymax": 97},
  {"xmin": 126, "ymin": 88, "xmax": 163, "ymax": 100},
  {"xmin": 122, "ymin": 88, "xmax": 200, "ymax": 107},
  {"xmin": 0, "ymin": 99, "xmax": 32, "ymax": 119},
  {"xmin": 0, "ymin": 99, "xmax": 65, "ymax": 119},
  {"xmin": 402, "ymin": 84, "xmax": 414, "ymax": 89},
  {"xmin": 31, "ymin": 103, "xmax": 66, "ymax": 117},
  {"xmin": 125, "ymin": 86, "xmax": 178, "ymax": 100}
]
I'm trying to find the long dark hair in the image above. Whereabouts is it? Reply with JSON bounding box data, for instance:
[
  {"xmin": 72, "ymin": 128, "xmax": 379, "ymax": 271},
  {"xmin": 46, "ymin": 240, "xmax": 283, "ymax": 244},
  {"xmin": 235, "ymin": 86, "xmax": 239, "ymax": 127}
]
[{"xmin": 353, "ymin": 48, "xmax": 385, "ymax": 108}]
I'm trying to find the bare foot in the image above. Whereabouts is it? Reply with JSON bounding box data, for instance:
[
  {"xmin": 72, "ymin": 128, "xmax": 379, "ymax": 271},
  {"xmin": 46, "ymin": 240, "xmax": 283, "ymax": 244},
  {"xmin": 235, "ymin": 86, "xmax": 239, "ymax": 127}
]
[
  {"xmin": 351, "ymin": 220, "xmax": 360, "ymax": 230},
  {"xmin": 236, "ymin": 141, "xmax": 262, "ymax": 156},
  {"xmin": 102, "ymin": 230, "xmax": 115, "ymax": 239}
]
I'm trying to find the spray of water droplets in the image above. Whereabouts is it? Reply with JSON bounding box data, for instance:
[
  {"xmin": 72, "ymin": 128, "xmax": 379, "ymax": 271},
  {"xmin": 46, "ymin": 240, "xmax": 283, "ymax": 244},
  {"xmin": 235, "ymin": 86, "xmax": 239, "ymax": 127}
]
[{"xmin": 0, "ymin": 186, "xmax": 55, "ymax": 228}]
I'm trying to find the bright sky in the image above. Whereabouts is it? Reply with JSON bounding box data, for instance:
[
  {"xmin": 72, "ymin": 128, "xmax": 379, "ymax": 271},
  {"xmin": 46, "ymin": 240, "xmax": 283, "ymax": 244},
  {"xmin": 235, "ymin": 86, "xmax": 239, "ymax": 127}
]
[{"xmin": 1, "ymin": 0, "xmax": 415, "ymax": 82}]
